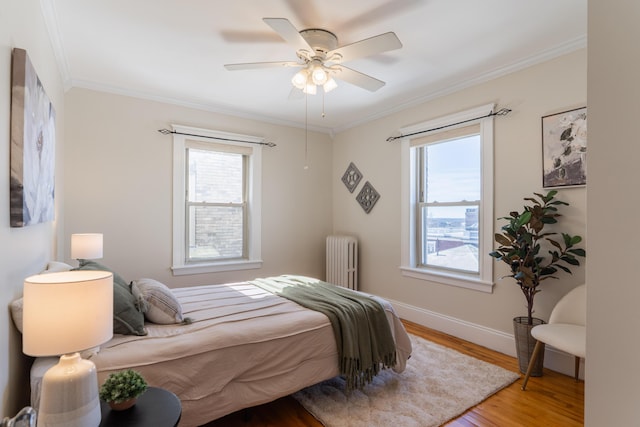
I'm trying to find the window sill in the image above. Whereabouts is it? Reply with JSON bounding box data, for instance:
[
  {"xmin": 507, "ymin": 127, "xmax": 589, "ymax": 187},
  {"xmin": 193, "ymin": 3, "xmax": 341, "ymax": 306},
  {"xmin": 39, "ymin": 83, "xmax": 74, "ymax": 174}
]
[
  {"xmin": 172, "ymin": 259, "xmax": 263, "ymax": 276},
  {"xmin": 400, "ymin": 266, "xmax": 494, "ymax": 293}
]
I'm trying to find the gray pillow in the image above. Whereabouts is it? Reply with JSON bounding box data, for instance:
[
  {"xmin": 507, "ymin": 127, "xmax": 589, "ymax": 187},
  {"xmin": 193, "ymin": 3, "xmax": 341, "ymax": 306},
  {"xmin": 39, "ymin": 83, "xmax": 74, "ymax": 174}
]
[
  {"xmin": 73, "ymin": 260, "xmax": 147, "ymax": 336},
  {"xmin": 133, "ymin": 278, "xmax": 184, "ymax": 324}
]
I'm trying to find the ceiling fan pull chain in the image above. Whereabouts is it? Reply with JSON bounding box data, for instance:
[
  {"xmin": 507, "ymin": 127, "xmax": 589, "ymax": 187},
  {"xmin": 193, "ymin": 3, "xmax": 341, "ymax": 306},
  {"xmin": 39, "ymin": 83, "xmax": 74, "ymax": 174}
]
[
  {"xmin": 304, "ymin": 92, "xmax": 309, "ymax": 170},
  {"xmin": 322, "ymin": 91, "xmax": 326, "ymax": 118}
]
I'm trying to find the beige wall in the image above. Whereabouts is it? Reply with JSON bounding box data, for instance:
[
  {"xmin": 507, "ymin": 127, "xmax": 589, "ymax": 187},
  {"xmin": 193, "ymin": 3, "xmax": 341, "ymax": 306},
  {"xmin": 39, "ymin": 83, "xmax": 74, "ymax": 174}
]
[
  {"xmin": 63, "ymin": 88, "xmax": 333, "ymax": 287},
  {"xmin": 0, "ymin": 0, "xmax": 65, "ymax": 417},
  {"xmin": 586, "ymin": 1, "xmax": 640, "ymax": 425},
  {"xmin": 332, "ymin": 50, "xmax": 587, "ymax": 340}
]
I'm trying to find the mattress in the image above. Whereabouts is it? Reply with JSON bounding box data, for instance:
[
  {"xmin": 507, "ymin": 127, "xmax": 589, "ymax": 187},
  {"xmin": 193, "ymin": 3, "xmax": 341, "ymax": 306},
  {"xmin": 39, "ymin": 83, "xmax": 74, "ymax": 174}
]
[{"xmin": 32, "ymin": 280, "xmax": 412, "ymax": 426}]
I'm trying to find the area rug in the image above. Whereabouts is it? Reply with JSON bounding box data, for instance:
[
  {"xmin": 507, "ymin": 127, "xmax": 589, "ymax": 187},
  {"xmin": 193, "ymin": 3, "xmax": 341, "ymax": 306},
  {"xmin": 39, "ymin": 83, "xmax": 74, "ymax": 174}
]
[{"xmin": 292, "ymin": 334, "xmax": 519, "ymax": 427}]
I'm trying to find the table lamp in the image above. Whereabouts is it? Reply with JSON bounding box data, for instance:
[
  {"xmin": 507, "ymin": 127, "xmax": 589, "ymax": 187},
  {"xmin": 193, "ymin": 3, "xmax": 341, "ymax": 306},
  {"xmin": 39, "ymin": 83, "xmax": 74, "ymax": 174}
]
[
  {"xmin": 23, "ymin": 270, "xmax": 114, "ymax": 427},
  {"xmin": 71, "ymin": 233, "xmax": 103, "ymax": 260}
]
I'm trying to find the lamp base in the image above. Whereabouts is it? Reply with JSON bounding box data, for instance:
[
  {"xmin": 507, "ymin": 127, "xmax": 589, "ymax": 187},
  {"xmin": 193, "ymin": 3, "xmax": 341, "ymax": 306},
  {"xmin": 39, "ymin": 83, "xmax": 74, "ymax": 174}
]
[{"xmin": 38, "ymin": 353, "xmax": 101, "ymax": 427}]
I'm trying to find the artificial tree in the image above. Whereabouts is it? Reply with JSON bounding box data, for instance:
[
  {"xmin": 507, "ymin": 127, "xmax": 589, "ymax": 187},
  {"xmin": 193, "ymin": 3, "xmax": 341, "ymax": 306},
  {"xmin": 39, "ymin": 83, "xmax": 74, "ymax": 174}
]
[{"xmin": 490, "ymin": 190, "xmax": 586, "ymax": 325}]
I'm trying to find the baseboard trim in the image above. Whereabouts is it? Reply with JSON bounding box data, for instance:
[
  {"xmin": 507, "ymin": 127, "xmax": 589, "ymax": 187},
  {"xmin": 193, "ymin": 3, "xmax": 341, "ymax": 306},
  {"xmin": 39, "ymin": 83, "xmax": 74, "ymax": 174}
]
[{"xmin": 389, "ymin": 298, "xmax": 584, "ymax": 379}]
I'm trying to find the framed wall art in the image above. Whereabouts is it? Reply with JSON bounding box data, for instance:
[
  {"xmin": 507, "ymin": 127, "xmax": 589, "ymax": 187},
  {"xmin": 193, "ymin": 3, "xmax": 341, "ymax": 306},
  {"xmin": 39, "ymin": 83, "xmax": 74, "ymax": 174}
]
[
  {"xmin": 10, "ymin": 48, "xmax": 56, "ymax": 227},
  {"xmin": 541, "ymin": 107, "xmax": 587, "ymax": 188}
]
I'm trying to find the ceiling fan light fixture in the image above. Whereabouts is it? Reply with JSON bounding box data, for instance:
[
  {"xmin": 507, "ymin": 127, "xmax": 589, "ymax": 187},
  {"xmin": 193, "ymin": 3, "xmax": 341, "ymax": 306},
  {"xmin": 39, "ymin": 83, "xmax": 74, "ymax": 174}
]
[
  {"xmin": 226, "ymin": 18, "xmax": 402, "ymax": 95},
  {"xmin": 291, "ymin": 69, "xmax": 308, "ymax": 89},
  {"xmin": 323, "ymin": 77, "xmax": 338, "ymax": 93}
]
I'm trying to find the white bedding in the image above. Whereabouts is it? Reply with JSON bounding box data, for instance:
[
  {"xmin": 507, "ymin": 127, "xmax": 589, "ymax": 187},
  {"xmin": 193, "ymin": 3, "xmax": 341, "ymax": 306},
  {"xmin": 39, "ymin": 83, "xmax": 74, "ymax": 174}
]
[{"xmin": 31, "ymin": 280, "xmax": 412, "ymax": 426}]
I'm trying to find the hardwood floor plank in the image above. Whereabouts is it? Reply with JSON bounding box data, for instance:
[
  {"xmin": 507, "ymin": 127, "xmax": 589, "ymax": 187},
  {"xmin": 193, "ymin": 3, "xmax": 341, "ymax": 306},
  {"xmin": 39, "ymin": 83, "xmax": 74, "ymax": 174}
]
[{"xmin": 202, "ymin": 320, "xmax": 584, "ymax": 426}]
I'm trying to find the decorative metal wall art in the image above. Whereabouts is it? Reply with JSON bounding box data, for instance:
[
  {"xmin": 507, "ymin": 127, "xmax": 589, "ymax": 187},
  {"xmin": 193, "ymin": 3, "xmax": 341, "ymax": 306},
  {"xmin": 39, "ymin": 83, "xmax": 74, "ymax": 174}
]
[
  {"xmin": 341, "ymin": 162, "xmax": 362, "ymax": 193},
  {"xmin": 10, "ymin": 48, "xmax": 56, "ymax": 227},
  {"xmin": 356, "ymin": 181, "xmax": 380, "ymax": 214}
]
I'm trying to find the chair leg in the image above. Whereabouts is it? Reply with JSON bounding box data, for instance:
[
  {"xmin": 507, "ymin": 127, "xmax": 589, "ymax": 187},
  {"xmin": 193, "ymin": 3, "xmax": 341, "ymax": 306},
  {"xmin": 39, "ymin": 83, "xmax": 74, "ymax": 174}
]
[
  {"xmin": 574, "ymin": 356, "xmax": 581, "ymax": 381},
  {"xmin": 521, "ymin": 340, "xmax": 544, "ymax": 391}
]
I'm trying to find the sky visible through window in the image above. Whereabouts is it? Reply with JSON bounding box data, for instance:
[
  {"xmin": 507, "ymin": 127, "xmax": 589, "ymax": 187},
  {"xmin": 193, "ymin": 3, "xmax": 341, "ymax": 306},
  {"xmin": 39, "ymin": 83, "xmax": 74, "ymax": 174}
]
[{"xmin": 426, "ymin": 135, "xmax": 480, "ymax": 217}]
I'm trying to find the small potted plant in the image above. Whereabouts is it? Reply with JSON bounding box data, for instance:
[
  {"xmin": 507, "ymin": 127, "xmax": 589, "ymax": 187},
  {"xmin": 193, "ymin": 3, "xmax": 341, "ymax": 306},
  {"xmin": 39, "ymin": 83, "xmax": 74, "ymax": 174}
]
[
  {"xmin": 99, "ymin": 369, "xmax": 148, "ymax": 411},
  {"xmin": 490, "ymin": 190, "xmax": 586, "ymax": 375}
]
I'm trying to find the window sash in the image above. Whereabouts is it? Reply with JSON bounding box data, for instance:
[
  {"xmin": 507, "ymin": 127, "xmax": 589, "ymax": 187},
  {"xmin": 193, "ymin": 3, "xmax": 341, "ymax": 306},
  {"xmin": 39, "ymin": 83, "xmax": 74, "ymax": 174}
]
[
  {"xmin": 416, "ymin": 201, "xmax": 480, "ymax": 272},
  {"xmin": 185, "ymin": 202, "xmax": 247, "ymax": 262}
]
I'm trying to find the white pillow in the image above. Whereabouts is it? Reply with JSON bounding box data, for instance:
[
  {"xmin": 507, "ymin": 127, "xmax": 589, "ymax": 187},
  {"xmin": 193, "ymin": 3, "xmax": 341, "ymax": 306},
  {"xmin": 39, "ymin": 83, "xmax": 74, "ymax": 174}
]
[
  {"xmin": 9, "ymin": 297, "xmax": 100, "ymax": 358},
  {"xmin": 10, "ymin": 262, "xmax": 74, "ymax": 333},
  {"xmin": 41, "ymin": 261, "xmax": 74, "ymax": 273},
  {"xmin": 9, "ymin": 261, "xmax": 74, "ymax": 334},
  {"xmin": 9, "ymin": 298, "xmax": 24, "ymax": 333},
  {"xmin": 132, "ymin": 278, "xmax": 184, "ymax": 324}
]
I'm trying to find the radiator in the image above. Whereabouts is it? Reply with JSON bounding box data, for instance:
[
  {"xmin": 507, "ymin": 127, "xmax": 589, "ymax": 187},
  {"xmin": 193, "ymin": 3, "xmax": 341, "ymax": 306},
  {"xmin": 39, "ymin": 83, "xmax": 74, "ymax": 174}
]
[{"xmin": 326, "ymin": 235, "xmax": 358, "ymax": 290}]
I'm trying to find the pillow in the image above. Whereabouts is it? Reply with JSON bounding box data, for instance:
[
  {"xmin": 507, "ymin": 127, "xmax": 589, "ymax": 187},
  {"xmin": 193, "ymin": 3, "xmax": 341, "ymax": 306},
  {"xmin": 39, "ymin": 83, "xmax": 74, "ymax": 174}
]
[
  {"xmin": 9, "ymin": 297, "xmax": 24, "ymax": 333},
  {"xmin": 132, "ymin": 278, "xmax": 184, "ymax": 324},
  {"xmin": 74, "ymin": 259, "xmax": 129, "ymax": 287},
  {"xmin": 10, "ymin": 301, "xmax": 101, "ymax": 357},
  {"xmin": 41, "ymin": 261, "xmax": 74, "ymax": 273},
  {"xmin": 73, "ymin": 260, "xmax": 147, "ymax": 336},
  {"xmin": 8, "ymin": 262, "xmax": 75, "ymax": 332}
]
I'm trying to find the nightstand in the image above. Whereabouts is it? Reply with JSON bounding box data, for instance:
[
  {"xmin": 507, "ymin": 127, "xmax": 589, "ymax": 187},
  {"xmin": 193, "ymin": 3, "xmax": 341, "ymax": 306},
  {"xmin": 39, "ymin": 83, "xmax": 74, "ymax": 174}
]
[{"xmin": 99, "ymin": 386, "xmax": 181, "ymax": 427}]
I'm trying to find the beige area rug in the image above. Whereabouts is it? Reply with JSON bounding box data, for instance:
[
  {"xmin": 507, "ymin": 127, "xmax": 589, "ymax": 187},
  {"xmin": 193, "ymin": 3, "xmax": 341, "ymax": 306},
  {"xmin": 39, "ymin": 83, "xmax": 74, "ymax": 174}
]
[{"xmin": 292, "ymin": 334, "xmax": 519, "ymax": 427}]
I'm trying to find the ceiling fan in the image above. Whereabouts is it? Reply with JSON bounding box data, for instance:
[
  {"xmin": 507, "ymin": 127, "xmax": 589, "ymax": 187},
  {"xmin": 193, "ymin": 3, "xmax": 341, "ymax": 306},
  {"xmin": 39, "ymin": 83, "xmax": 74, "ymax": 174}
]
[{"xmin": 224, "ymin": 18, "xmax": 402, "ymax": 94}]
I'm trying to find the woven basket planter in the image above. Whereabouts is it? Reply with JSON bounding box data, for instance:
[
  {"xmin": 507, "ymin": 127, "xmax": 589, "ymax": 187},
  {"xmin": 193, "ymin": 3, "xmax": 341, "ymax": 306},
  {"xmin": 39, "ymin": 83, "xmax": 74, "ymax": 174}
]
[{"xmin": 513, "ymin": 316, "xmax": 545, "ymax": 376}]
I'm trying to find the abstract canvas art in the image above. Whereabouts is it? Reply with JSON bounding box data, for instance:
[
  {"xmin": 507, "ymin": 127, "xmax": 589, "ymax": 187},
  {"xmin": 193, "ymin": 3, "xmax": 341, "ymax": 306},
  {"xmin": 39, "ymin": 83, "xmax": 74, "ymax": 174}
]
[
  {"xmin": 10, "ymin": 48, "xmax": 56, "ymax": 227},
  {"xmin": 542, "ymin": 107, "xmax": 587, "ymax": 188}
]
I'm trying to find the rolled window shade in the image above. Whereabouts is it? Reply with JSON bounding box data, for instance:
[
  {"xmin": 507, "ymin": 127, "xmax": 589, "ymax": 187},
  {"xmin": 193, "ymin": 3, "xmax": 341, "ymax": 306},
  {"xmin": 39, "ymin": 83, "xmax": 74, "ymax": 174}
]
[
  {"xmin": 185, "ymin": 139, "xmax": 253, "ymax": 155},
  {"xmin": 410, "ymin": 123, "xmax": 480, "ymax": 147}
]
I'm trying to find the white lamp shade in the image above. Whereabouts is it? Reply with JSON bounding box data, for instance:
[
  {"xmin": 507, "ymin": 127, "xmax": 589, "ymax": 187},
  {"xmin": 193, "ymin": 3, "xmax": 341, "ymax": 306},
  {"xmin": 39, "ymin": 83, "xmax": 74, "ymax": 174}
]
[
  {"xmin": 23, "ymin": 270, "xmax": 113, "ymax": 356},
  {"xmin": 71, "ymin": 233, "xmax": 103, "ymax": 260},
  {"xmin": 303, "ymin": 82, "xmax": 317, "ymax": 95},
  {"xmin": 323, "ymin": 77, "xmax": 338, "ymax": 93},
  {"xmin": 291, "ymin": 69, "xmax": 308, "ymax": 89},
  {"xmin": 311, "ymin": 66, "xmax": 328, "ymax": 85}
]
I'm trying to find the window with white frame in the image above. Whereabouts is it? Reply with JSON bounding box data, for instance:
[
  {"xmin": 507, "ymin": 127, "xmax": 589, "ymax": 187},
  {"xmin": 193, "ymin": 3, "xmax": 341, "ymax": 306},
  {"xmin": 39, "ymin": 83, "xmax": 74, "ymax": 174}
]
[
  {"xmin": 171, "ymin": 125, "xmax": 262, "ymax": 275},
  {"xmin": 400, "ymin": 104, "xmax": 495, "ymax": 292}
]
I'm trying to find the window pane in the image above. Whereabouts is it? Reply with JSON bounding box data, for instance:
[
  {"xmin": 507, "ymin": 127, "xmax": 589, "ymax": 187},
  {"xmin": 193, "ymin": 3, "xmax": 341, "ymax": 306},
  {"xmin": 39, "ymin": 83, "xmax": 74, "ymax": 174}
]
[
  {"xmin": 420, "ymin": 205, "xmax": 479, "ymax": 273},
  {"xmin": 188, "ymin": 149, "xmax": 243, "ymax": 203},
  {"xmin": 424, "ymin": 135, "xmax": 480, "ymax": 203},
  {"xmin": 188, "ymin": 205, "xmax": 243, "ymax": 260}
]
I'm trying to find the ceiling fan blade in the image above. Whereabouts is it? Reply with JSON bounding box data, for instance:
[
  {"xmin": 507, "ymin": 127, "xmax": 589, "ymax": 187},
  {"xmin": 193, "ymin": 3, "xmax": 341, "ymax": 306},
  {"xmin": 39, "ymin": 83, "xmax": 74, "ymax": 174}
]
[
  {"xmin": 263, "ymin": 18, "xmax": 313, "ymax": 54},
  {"xmin": 327, "ymin": 32, "xmax": 402, "ymax": 63},
  {"xmin": 224, "ymin": 61, "xmax": 301, "ymax": 71},
  {"xmin": 334, "ymin": 66, "xmax": 386, "ymax": 92}
]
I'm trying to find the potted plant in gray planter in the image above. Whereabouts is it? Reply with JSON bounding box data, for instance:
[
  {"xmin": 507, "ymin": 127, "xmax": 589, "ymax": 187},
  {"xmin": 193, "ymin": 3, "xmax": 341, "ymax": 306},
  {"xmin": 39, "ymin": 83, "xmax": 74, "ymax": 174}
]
[
  {"xmin": 490, "ymin": 190, "xmax": 586, "ymax": 376},
  {"xmin": 99, "ymin": 369, "xmax": 148, "ymax": 411}
]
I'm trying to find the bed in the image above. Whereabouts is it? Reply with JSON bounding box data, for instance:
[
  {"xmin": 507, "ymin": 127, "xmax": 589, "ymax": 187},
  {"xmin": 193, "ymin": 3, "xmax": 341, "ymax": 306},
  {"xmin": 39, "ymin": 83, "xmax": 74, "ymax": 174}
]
[{"xmin": 23, "ymin": 273, "xmax": 412, "ymax": 427}]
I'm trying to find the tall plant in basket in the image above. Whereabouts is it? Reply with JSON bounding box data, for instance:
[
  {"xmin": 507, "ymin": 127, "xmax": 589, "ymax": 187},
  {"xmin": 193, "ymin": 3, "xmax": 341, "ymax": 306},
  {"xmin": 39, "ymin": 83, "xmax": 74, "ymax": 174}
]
[{"xmin": 490, "ymin": 190, "xmax": 586, "ymax": 374}]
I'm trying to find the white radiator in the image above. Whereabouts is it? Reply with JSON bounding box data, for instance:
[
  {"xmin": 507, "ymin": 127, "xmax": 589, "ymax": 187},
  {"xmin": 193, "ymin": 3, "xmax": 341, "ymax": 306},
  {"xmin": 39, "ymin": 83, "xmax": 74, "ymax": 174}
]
[{"xmin": 326, "ymin": 235, "xmax": 358, "ymax": 290}]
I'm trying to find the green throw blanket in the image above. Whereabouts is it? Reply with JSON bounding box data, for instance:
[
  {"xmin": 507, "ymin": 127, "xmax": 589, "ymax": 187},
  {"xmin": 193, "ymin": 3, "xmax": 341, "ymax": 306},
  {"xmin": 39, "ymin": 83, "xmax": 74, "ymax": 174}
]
[{"xmin": 250, "ymin": 275, "xmax": 397, "ymax": 391}]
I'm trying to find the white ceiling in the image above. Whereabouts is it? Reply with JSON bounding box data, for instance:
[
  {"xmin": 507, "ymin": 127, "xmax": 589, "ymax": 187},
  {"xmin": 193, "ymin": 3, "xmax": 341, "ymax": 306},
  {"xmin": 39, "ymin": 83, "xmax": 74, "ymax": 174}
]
[{"xmin": 42, "ymin": 0, "xmax": 587, "ymax": 133}]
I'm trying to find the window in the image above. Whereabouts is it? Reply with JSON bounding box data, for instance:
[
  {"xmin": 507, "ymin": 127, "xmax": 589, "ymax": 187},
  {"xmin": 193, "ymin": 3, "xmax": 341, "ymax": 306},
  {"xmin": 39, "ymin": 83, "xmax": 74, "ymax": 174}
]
[
  {"xmin": 400, "ymin": 104, "xmax": 494, "ymax": 292},
  {"xmin": 172, "ymin": 125, "xmax": 262, "ymax": 275}
]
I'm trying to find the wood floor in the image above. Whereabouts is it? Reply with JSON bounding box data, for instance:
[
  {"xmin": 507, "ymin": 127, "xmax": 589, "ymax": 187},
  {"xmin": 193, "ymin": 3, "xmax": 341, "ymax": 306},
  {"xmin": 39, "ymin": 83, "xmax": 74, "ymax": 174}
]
[{"xmin": 203, "ymin": 320, "xmax": 584, "ymax": 427}]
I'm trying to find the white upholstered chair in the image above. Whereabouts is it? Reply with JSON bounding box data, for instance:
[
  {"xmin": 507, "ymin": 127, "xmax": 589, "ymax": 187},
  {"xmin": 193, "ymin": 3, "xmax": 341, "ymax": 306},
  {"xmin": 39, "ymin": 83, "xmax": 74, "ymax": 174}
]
[{"xmin": 521, "ymin": 284, "xmax": 586, "ymax": 390}]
